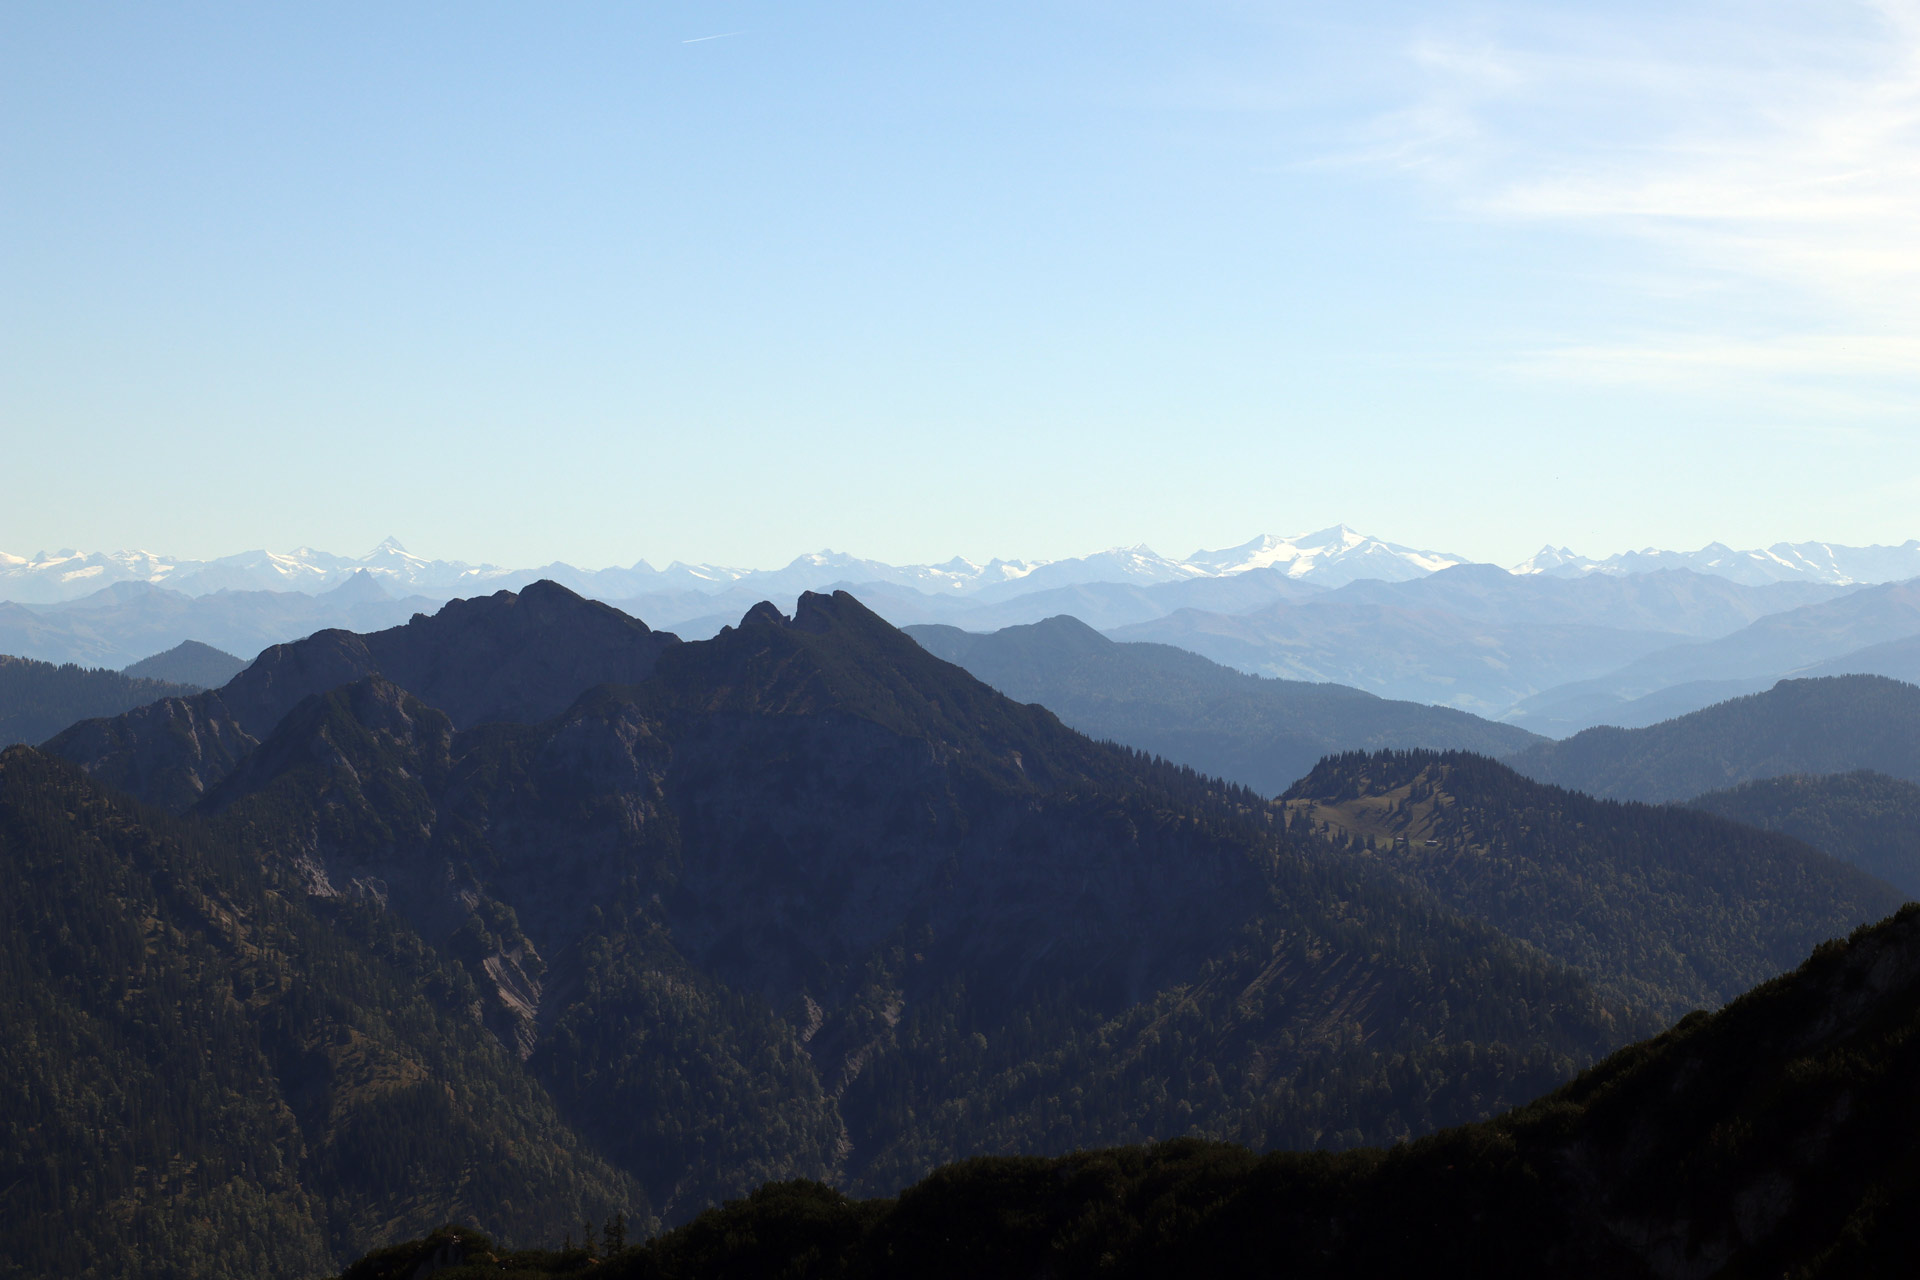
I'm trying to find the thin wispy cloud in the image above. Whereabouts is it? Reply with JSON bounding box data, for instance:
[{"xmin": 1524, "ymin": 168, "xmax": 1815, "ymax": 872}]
[
  {"xmin": 682, "ymin": 31, "xmax": 749, "ymax": 45},
  {"xmin": 1367, "ymin": 1, "xmax": 1920, "ymax": 397}
]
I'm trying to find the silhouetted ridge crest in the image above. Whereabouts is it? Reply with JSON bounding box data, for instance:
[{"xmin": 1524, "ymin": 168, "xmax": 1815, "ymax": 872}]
[{"xmin": 46, "ymin": 580, "xmax": 679, "ymax": 810}]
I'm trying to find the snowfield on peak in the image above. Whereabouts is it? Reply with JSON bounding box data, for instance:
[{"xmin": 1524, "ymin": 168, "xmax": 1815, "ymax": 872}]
[{"xmin": 1184, "ymin": 526, "xmax": 1471, "ymax": 586}]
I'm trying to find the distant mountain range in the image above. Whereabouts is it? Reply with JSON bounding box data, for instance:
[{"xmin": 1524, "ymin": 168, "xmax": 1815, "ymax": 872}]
[
  {"xmin": 0, "ymin": 573, "xmax": 441, "ymax": 669},
  {"xmin": 0, "ymin": 529, "xmax": 1465, "ymax": 605},
  {"xmin": 10, "ymin": 527, "xmax": 1920, "ymax": 607},
  {"xmin": 10, "ymin": 529, "xmax": 1920, "ymax": 735},
  {"xmin": 907, "ymin": 615, "xmax": 1541, "ymax": 794},
  {"xmin": 1514, "ymin": 537, "xmax": 1920, "ymax": 585}
]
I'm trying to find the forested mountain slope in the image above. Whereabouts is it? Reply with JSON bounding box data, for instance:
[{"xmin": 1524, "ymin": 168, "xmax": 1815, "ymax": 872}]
[
  {"xmin": 0, "ymin": 652, "xmax": 197, "ymax": 748},
  {"xmin": 1284, "ymin": 750, "xmax": 1900, "ymax": 1017},
  {"xmin": 24, "ymin": 584, "xmax": 1664, "ymax": 1277},
  {"xmin": 345, "ymin": 900, "xmax": 1920, "ymax": 1280},
  {"xmin": 196, "ymin": 592, "xmax": 1644, "ymax": 1210},
  {"xmin": 906, "ymin": 615, "xmax": 1540, "ymax": 794},
  {"xmin": 0, "ymin": 748, "xmax": 635, "ymax": 1280},
  {"xmin": 1688, "ymin": 771, "xmax": 1920, "ymax": 898},
  {"xmin": 1505, "ymin": 675, "xmax": 1920, "ymax": 801}
]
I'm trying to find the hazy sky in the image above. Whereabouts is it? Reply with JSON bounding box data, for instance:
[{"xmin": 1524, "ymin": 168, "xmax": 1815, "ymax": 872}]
[{"xmin": 6, "ymin": 1, "xmax": 1920, "ymax": 570}]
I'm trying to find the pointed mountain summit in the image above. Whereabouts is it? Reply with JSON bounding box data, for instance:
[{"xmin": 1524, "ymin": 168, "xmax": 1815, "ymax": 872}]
[
  {"xmin": 1184, "ymin": 526, "xmax": 1471, "ymax": 586},
  {"xmin": 317, "ymin": 567, "xmax": 392, "ymax": 604},
  {"xmin": 120, "ymin": 639, "xmax": 247, "ymax": 687}
]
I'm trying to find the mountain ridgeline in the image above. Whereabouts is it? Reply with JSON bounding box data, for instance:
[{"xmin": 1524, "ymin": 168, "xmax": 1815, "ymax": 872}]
[
  {"xmin": 1505, "ymin": 674, "xmax": 1920, "ymax": 802},
  {"xmin": 906, "ymin": 615, "xmax": 1541, "ymax": 794},
  {"xmin": 11, "ymin": 582, "xmax": 1665, "ymax": 1277},
  {"xmin": 46, "ymin": 581, "xmax": 680, "ymax": 810}
]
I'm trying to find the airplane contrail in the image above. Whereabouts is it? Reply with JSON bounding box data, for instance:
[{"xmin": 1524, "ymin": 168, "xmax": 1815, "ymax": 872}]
[{"xmin": 682, "ymin": 31, "xmax": 747, "ymax": 44}]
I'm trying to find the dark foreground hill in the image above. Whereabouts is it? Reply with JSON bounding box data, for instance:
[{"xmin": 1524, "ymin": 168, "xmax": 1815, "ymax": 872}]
[
  {"xmin": 338, "ymin": 900, "xmax": 1920, "ymax": 1280},
  {"xmin": 0, "ymin": 652, "xmax": 199, "ymax": 748},
  {"xmin": 1283, "ymin": 750, "xmax": 1900, "ymax": 1018},
  {"xmin": 906, "ymin": 615, "xmax": 1541, "ymax": 794},
  {"xmin": 1688, "ymin": 770, "xmax": 1920, "ymax": 899},
  {"xmin": 1505, "ymin": 674, "xmax": 1920, "ymax": 802},
  {"xmin": 14, "ymin": 585, "xmax": 1660, "ymax": 1276}
]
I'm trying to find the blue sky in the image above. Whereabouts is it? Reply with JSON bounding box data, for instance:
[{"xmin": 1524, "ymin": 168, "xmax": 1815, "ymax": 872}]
[{"xmin": 5, "ymin": 1, "xmax": 1919, "ymax": 570}]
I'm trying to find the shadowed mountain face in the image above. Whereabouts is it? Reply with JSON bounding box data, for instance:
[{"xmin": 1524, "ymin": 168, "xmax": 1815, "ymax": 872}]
[
  {"xmin": 45, "ymin": 581, "xmax": 680, "ymax": 809},
  {"xmin": 1688, "ymin": 771, "xmax": 1920, "ymax": 899},
  {"xmin": 35, "ymin": 586, "xmax": 1659, "ymax": 1259},
  {"xmin": 1284, "ymin": 750, "xmax": 1901, "ymax": 1019},
  {"xmin": 907, "ymin": 615, "xmax": 1541, "ymax": 795},
  {"xmin": 1505, "ymin": 675, "xmax": 1920, "ymax": 803},
  {"xmin": 346, "ymin": 901, "xmax": 1920, "ymax": 1280}
]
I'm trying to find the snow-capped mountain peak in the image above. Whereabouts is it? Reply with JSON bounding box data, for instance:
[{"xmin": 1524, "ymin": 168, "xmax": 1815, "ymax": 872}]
[
  {"xmin": 1510, "ymin": 546, "xmax": 1605, "ymax": 576},
  {"xmin": 1505, "ymin": 538, "xmax": 1920, "ymax": 586},
  {"xmin": 1184, "ymin": 526, "xmax": 1470, "ymax": 586}
]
